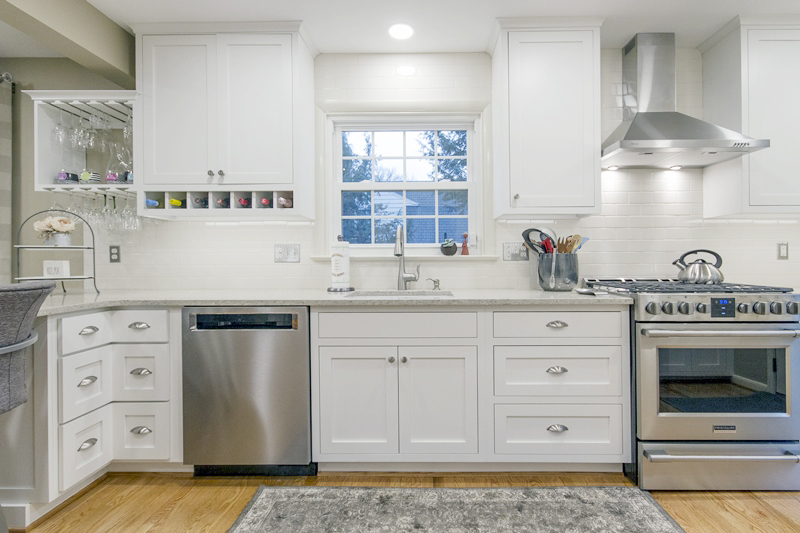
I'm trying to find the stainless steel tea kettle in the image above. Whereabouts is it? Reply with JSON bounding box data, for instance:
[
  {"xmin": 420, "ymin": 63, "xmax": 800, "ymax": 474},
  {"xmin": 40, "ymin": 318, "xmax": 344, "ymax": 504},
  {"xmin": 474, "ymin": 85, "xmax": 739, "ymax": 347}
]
[{"xmin": 672, "ymin": 249, "xmax": 724, "ymax": 284}]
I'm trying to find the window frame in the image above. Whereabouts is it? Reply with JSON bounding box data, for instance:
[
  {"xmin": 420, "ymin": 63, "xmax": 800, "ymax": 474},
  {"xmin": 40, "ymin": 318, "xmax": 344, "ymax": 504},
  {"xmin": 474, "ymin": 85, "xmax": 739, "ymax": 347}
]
[{"xmin": 327, "ymin": 114, "xmax": 483, "ymax": 257}]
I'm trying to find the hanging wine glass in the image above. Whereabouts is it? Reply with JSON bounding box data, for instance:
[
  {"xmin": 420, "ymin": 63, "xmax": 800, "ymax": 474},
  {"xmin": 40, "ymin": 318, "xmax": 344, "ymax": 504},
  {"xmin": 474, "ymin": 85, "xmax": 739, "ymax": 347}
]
[
  {"xmin": 85, "ymin": 114, "xmax": 99, "ymax": 152},
  {"xmin": 122, "ymin": 115, "xmax": 133, "ymax": 148},
  {"xmin": 49, "ymin": 191, "xmax": 66, "ymax": 213},
  {"xmin": 53, "ymin": 111, "xmax": 68, "ymax": 146},
  {"xmin": 67, "ymin": 191, "xmax": 83, "ymax": 220}
]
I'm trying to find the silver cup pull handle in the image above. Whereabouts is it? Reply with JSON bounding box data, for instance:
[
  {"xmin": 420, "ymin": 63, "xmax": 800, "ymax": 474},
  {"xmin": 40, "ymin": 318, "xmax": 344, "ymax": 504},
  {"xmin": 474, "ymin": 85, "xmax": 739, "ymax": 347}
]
[
  {"xmin": 128, "ymin": 321, "xmax": 150, "ymax": 330},
  {"xmin": 131, "ymin": 426, "xmax": 152, "ymax": 435},
  {"xmin": 546, "ymin": 366, "xmax": 568, "ymax": 374},
  {"xmin": 78, "ymin": 438, "xmax": 98, "ymax": 452},
  {"xmin": 547, "ymin": 424, "xmax": 569, "ymax": 433},
  {"xmin": 545, "ymin": 320, "xmax": 568, "ymax": 329},
  {"xmin": 130, "ymin": 367, "xmax": 153, "ymax": 376},
  {"xmin": 78, "ymin": 376, "xmax": 98, "ymax": 387},
  {"xmin": 79, "ymin": 326, "xmax": 99, "ymax": 336}
]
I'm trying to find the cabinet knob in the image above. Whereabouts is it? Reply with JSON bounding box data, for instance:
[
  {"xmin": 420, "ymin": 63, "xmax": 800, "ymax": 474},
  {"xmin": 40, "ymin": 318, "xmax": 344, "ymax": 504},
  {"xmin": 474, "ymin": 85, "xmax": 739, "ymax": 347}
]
[
  {"xmin": 78, "ymin": 438, "xmax": 98, "ymax": 452},
  {"xmin": 130, "ymin": 426, "xmax": 153, "ymax": 435},
  {"xmin": 130, "ymin": 367, "xmax": 153, "ymax": 376},
  {"xmin": 513, "ymin": 194, "xmax": 520, "ymax": 200},
  {"xmin": 545, "ymin": 320, "xmax": 568, "ymax": 329},
  {"xmin": 77, "ymin": 375, "xmax": 98, "ymax": 387},
  {"xmin": 79, "ymin": 326, "xmax": 99, "ymax": 336},
  {"xmin": 207, "ymin": 170, "xmax": 214, "ymax": 177},
  {"xmin": 388, "ymin": 356, "xmax": 396, "ymax": 363},
  {"xmin": 547, "ymin": 424, "xmax": 569, "ymax": 433},
  {"xmin": 400, "ymin": 356, "xmax": 408, "ymax": 363},
  {"xmin": 128, "ymin": 321, "xmax": 151, "ymax": 330},
  {"xmin": 218, "ymin": 170, "xmax": 225, "ymax": 177},
  {"xmin": 545, "ymin": 366, "xmax": 568, "ymax": 374}
]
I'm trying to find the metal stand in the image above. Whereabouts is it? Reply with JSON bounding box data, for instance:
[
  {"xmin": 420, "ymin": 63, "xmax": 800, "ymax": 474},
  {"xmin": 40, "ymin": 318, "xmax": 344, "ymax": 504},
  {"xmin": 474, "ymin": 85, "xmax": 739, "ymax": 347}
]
[{"xmin": 14, "ymin": 209, "xmax": 99, "ymax": 293}]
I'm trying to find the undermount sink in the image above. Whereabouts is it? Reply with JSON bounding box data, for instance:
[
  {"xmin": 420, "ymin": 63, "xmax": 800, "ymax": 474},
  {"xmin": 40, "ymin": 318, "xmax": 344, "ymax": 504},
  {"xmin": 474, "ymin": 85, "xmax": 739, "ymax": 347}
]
[{"xmin": 345, "ymin": 290, "xmax": 454, "ymax": 299}]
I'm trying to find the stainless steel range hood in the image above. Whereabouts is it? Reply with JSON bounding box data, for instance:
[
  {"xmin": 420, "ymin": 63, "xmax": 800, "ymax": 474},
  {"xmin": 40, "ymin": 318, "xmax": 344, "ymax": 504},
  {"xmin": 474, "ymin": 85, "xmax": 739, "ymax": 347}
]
[{"xmin": 601, "ymin": 33, "xmax": 768, "ymax": 170}]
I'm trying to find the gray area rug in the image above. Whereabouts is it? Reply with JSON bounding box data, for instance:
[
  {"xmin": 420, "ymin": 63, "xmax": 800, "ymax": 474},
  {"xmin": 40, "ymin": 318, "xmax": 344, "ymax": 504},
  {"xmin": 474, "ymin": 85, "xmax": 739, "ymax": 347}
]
[{"xmin": 229, "ymin": 486, "xmax": 685, "ymax": 532}]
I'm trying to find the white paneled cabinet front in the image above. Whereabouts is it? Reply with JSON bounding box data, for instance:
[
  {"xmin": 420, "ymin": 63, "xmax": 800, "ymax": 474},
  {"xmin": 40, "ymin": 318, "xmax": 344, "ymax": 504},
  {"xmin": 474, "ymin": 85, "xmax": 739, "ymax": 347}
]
[
  {"xmin": 492, "ymin": 21, "xmax": 601, "ymax": 218},
  {"xmin": 141, "ymin": 33, "xmax": 292, "ymax": 186},
  {"xmin": 702, "ymin": 19, "xmax": 800, "ymax": 217},
  {"xmin": 318, "ymin": 345, "xmax": 478, "ymax": 456}
]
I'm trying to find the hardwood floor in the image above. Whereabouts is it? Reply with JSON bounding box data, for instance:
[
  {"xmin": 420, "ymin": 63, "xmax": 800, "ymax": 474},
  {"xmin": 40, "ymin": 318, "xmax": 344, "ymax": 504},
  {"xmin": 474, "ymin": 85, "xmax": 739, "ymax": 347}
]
[{"xmin": 19, "ymin": 472, "xmax": 800, "ymax": 533}]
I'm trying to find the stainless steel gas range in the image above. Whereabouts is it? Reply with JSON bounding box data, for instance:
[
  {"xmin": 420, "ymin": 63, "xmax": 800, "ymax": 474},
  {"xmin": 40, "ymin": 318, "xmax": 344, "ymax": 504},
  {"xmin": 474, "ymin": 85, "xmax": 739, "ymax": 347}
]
[{"xmin": 586, "ymin": 278, "xmax": 800, "ymax": 490}]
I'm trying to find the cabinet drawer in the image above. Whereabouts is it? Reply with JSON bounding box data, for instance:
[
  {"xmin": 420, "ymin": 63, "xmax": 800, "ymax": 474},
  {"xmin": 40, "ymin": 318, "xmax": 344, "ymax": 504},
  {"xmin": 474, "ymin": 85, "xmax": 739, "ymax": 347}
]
[
  {"xmin": 318, "ymin": 312, "xmax": 478, "ymax": 338},
  {"xmin": 111, "ymin": 310, "xmax": 169, "ymax": 343},
  {"xmin": 59, "ymin": 346, "xmax": 113, "ymax": 424},
  {"xmin": 494, "ymin": 404, "xmax": 622, "ymax": 455},
  {"xmin": 112, "ymin": 402, "xmax": 171, "ymax": 460},
  {"xmin": 59, "ymin": 311, "xmax": 112, "ymax": 355},
  {"xmin": 493, "ymin": 311, "xmax": 621, "ymax": 338},
  {"xmin": 59, "ymin": 404, "xmax": 113, "ymax": 491},
  {"xmin": 494, "ymin": 345, "xmax": 622, "ymax": 397},
  {"xmin": 112, "ymin": 344, "xmax": 170, "ymax": 402}
]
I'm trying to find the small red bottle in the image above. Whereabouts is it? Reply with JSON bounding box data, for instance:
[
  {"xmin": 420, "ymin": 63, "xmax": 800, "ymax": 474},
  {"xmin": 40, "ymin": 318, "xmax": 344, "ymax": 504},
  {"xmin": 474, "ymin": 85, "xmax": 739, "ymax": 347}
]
[{"xmin": 461, "ymin": 233, "xmax": 469, "ymax": 255}]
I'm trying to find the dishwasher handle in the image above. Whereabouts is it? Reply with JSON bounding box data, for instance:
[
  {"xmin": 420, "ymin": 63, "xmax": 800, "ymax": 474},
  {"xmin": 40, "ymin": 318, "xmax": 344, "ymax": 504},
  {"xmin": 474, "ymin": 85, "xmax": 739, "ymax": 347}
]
[{"xmin": 188, "ymin": 312, "xmax": 298, "ymax": 331}]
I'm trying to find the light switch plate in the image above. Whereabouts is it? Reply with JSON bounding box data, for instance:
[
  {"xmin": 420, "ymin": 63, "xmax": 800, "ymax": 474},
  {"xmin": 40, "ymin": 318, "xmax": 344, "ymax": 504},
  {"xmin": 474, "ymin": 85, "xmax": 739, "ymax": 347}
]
[
  {"xmin": 503, "ymin": 242, "xmax": 529, "ymax": 261},
  {"xmin": 274, "ymin": 244, "xmax": 300, "ymax": 263},
  {"xmin": 778, "ymin": 242, "xmax": 789, "ymax": 260}
]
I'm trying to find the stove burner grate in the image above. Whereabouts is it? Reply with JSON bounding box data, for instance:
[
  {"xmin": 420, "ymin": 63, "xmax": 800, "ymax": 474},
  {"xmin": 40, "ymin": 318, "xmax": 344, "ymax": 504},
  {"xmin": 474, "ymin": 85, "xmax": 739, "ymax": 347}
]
[{"xmin": 584, "ymin": 278, "xmax": 793, "ymax": 294}]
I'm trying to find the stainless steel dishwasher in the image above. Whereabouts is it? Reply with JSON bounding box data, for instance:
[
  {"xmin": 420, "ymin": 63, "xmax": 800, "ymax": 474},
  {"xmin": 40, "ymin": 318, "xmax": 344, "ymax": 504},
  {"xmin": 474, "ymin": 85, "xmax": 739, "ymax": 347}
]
[{"xmin": 182, "ymin": 307, "xmax": 315, "ymax": 476}]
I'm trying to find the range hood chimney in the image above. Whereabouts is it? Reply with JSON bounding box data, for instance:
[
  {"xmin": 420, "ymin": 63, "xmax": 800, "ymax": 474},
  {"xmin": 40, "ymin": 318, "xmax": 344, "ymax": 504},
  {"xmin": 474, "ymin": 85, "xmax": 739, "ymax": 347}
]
[{"xmin": 601, "ymin": 33, "xmax": 768, "ymax": 170}]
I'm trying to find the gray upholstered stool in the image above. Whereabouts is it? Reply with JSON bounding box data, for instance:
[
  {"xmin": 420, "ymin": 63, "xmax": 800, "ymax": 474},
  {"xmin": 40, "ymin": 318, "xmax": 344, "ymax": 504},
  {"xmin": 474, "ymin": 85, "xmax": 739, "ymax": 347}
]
[{"xmin": 0, "ymin": 281, "xmax": 55, "ymax": 533}]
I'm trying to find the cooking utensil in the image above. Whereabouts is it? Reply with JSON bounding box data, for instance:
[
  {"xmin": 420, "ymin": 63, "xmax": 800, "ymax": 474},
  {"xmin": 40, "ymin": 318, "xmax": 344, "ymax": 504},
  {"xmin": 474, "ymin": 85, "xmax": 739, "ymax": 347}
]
[
  {"xmin": 574, "ymin": 237, "xmax": 589, "ymax": 251},
  {"xmin": 570, "ymin": 234, "xmax": 582, "ymax": 253},
  {"xmin": 672, "ymin": 249, "xmax": 724, "ymax": 284}
]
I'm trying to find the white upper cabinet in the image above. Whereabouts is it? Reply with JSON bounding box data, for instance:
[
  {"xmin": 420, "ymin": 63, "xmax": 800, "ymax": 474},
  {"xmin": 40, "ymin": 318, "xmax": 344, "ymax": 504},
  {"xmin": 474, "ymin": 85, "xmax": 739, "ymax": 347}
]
[
  {"xmin": 134, "ymin": 23, "xmax": 315, "ymax": 219},
  {"xmin": 491, "ymin": 19, "xmax": 602, "ymax": 218},
  {"xmin": 701, "ymin": 17, "xmax": 800, "ymax": 217}
]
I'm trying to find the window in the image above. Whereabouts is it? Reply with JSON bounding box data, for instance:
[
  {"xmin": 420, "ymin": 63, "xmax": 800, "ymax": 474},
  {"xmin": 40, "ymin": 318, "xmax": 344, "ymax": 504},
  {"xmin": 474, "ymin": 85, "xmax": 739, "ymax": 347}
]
[{"xmin": 333, "ymin": 119, "xmax": 479, "ymax": 253}]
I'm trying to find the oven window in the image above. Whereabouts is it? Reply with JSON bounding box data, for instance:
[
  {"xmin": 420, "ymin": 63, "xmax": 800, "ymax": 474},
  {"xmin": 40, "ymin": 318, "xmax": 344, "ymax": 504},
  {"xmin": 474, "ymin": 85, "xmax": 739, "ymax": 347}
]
[{"xmin": 658, "ymin": 348, "xmax": 787, "ymax": 413}]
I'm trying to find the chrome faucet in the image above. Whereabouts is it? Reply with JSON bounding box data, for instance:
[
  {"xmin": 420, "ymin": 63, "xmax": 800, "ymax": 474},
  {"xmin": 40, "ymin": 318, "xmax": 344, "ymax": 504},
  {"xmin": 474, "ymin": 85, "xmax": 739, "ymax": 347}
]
[{"xmin": 394, "ymin": 225, "xmax": 420, "ymax": 290}]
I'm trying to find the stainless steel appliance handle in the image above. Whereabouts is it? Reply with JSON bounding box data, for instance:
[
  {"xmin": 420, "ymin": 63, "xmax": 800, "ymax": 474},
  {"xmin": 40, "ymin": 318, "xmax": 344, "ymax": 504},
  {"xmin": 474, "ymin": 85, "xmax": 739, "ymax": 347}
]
[
  {"xmin": 642, "ymin": 329, "xmax": 800, "ymax": 338},
  {"xmin": 644, "ymin": 449, "xmax": 800, "ymax": 463}
]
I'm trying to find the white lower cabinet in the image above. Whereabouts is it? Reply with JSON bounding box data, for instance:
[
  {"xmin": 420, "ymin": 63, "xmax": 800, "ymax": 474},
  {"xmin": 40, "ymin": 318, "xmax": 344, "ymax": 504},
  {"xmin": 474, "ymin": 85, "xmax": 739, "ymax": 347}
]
[
  {"xmin": 494, "ymin": 404, "xmax": 623, "ymax": 456},
  {"xmin": 113, "ymin": 402, "xmax": 171, "ymax": 460},
  {"xmin": 318, "ymin": 345, "xmax": 478, "ymax": 456},
  {"xmin": 59, "ymin": 404, "xmax": 114, "ymax": 491}
]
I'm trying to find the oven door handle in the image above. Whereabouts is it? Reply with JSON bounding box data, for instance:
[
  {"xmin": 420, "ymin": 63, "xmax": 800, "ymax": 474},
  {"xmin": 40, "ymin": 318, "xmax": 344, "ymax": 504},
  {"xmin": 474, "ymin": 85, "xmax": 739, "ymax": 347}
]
[
  {"xmin": 644, "ymin": 449, "xmax": 800, "ymax": 463},
  {"xmin": 642, "ymin": 329, "xmax": 800, "ymax": 338}
]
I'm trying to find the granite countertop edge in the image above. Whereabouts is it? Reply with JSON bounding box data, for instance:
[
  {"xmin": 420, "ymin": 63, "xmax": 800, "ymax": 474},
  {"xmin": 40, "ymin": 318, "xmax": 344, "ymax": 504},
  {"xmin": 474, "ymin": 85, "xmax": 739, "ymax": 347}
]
[{"xmin": 36, "ymin": 289, "xmax": 633, "ymax": 316}]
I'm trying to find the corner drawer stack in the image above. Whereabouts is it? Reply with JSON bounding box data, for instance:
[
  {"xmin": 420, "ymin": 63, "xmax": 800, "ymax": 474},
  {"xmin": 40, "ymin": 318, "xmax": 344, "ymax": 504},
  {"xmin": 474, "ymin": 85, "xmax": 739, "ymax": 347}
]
[
  {"xmin": 490, "ymin": 309, "xmax": 630, "ymax": 463},
  {"xmin": 57, "ymin": 309, "xmax": 170, "ymax": 491}
]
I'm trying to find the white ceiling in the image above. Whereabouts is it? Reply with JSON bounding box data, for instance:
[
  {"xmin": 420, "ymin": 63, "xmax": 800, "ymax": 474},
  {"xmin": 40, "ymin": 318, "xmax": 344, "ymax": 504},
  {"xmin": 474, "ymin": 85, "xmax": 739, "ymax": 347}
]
[{"xmin": 3, "ymin": 0, "xmax": 800, "ymax": 58}]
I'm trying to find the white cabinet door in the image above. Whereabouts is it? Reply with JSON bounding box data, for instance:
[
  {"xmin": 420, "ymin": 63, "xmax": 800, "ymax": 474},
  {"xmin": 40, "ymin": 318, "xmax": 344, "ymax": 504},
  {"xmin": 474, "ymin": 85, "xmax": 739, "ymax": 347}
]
[
  {"xmin": 217, "ymin": 33, "xmax": 293, "ymax": 184},
  {"xmin": 398, "ymin": 346, "xmax": 478, "ymax": 454},
  {"xmin": 318, "ymin": 346, "xmax": 399, "ymax": 454},
  {"xmin": 141, "ymin": 34, "xmax": 217, "ymax": 185},
  {"xmin": 494, "ymin": 26, "xmax": 600, "ymax": 218},
  {"xmin": 747, "ymin": 29, "xmax": 800, "ymax": 207}
]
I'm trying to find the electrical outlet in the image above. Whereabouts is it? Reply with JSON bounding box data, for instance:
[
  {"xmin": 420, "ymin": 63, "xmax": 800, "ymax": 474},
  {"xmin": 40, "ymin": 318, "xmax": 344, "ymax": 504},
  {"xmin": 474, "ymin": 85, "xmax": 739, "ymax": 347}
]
[
  {"xmin": 109, "ymin": 245, "xmax": 121, "ymax": 263},
  {"xmin": 503, "ymin": 242, "xmax": 529, "ymax": 261},
  {"xmin": 274, "ymin": 244, "xmax": 300, "ymax": 263},
  {"xmin": 778, "ymin": 242, "xmax": 789, "ymax": 260}
]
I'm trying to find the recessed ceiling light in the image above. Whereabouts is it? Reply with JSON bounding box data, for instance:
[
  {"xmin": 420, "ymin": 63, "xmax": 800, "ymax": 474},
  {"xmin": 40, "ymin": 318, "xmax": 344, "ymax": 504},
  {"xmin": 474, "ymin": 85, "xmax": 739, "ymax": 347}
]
[
  {"xmin": 396, "ymin": 65, "xmax": 416, "ymax": 76},
  {"xmin": 606, "ymin": 166, "xmax": 620, "ymax": 171},
  {"xmin": 669, "ymin": 165, "xmax": 683, "ymax": 170},
  {"xmin": 389, "ymin": 23, "xmax": 414, "ymax": 40}
]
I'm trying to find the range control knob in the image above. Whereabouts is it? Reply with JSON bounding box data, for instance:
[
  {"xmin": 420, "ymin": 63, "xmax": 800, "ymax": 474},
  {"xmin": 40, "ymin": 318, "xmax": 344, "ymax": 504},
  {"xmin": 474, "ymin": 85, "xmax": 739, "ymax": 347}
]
[
  {"xmin": 770, "ymin": 302, "xmax": 784, "ymax": 315},
  {"xmin": 661, "ymin": 302, "xmax": 675, "ymax": 315},
  {"xmin": 737, "ymin": 303, "xmax": 750, "ymax": 314},
  {"xmin": 696, "ymin": 303, "xmax": 709, "ymax": 314},
  {"xmin": 677, "ymin": 302, "xmax": 692, "ymax": 315},
  {"xmin": 752, "ymin": 302, "xmax": 768, "ymax": 315},
  {"xmin": 645, "ymin": 302, "xmax": 660, "ymax": 315},
  {"xmin": 787, "ymin": 302, "xmax": 800, "ymax": 315}
]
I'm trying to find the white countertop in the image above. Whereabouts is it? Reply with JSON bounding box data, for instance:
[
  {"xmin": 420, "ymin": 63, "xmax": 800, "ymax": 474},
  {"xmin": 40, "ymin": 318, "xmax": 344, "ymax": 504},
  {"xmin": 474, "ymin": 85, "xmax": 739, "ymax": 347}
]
[{"xmin": 36, "ymin": 288, "xmax": 632, "ymax": 316}]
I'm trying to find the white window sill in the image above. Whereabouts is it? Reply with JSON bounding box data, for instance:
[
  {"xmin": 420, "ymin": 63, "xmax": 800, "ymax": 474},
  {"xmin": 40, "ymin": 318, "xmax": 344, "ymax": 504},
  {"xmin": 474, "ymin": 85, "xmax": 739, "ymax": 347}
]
[{"xmin": 310, "ymin": 254, "xmax": 500, "ymax": 262}]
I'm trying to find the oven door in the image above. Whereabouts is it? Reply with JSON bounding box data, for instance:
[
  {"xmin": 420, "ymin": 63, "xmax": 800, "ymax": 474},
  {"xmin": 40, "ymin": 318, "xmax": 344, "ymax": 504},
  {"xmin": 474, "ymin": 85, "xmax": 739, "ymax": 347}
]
[{"xmin": 637, "ymin": 323, "xmax": 800, "ymax": 441}]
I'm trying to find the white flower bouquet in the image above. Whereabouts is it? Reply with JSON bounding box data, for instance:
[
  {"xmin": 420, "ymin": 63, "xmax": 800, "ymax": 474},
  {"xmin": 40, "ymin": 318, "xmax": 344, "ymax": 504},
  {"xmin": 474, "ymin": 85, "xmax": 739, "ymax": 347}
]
[{"xmin": 33, "ymin": 216, "xmax": 76, "ymax": 238}]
